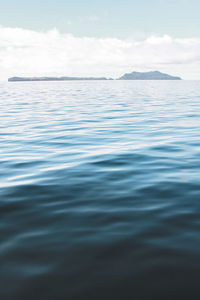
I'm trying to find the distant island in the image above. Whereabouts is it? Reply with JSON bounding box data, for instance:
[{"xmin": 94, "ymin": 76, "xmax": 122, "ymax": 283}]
[
  {"xmin": 8, "ymin": 76, "xmax": 109, "ymax": 82},
  {"xmin": 118, "ymin": 71, "xmax": 182, "ymax": 80},
  {"xmin": 8, "ymin": 71, "xmax": 182, "ymax": 82}
]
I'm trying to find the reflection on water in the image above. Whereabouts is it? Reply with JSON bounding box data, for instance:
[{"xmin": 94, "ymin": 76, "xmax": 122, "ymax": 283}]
[{"xmin": 1, "ymin": 80, "xmax": 200, "ymax": 299}]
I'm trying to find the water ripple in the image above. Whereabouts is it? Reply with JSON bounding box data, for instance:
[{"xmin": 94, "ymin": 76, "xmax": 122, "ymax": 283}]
[{"xmin": 1, "ymin": 80, "xmax": 200, "ymax": 299}]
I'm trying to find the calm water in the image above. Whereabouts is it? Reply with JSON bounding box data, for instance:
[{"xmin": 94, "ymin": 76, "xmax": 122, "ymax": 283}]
[{"xmin": 1, "ymin": 80, "xmax": 200, "ymax": 299}]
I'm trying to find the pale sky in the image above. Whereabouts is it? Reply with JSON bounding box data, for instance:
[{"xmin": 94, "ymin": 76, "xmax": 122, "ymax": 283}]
[
  {"xmin": 1, "ymin": 0, "xmax": 200, "ymax": 38},
  {"xmin": 0, "ymin": 0, "xmax": 200, "ymax": 79}
]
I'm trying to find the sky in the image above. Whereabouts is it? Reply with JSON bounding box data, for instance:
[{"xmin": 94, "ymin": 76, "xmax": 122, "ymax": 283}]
[{"xmin": 0, "ymin": 0, "xmax": 200, "ymax": 79}]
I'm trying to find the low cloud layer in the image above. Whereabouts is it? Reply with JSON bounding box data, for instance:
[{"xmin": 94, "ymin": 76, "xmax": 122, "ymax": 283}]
[{"xmin": 1, "ymin": 25, "xmax": 200, "ymax": 80}]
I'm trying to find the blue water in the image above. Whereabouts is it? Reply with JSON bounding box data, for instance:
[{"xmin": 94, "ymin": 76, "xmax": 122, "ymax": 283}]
[{"xmin": 1, "ymin": 80, "xmax": 200, "ymax": 299}]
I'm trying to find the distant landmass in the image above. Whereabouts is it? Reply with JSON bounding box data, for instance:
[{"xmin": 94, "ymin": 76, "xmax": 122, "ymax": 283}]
[
  {"xmin": 8, "ymin": 76, "xmax": 109, "ymax": 82},
  {"xmin": 118, "ymin": 71, "xmax": 181, "ymax": 80},
  {"xmin": 8, "ymin": 71, "xmax": 182, "ymax": 82}
]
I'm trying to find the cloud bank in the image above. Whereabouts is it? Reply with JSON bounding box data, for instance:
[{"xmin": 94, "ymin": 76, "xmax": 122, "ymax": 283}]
[{"xmin": 1, "ymin": 25, "xmax": 200, "ymax": 80}]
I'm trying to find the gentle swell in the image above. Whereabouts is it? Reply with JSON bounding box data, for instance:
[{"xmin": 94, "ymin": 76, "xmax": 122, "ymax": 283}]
[{"xmin": 1, "ymin": 80, "xmax": 200, "ymax": 299}]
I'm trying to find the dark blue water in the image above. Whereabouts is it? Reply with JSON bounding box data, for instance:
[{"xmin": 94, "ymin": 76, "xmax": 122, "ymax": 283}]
[{"xmin": 1, "ymin": 80, "xmax": 200, "ymax": 299}]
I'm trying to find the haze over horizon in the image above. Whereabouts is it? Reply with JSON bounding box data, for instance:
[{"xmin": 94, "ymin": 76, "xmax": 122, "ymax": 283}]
[{"xmin": 1, "ymin": 0, "xmax": 200, "ymax": 80}]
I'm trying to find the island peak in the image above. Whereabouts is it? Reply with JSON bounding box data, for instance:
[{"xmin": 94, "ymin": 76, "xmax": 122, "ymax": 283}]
[{"xmin": 118, "ymin": 71, "xmax": 182, "ymax": 80}]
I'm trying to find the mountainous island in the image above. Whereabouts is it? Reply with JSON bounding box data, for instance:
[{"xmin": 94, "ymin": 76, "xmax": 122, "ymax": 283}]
[
  {"xmin": 8, "ymin": 71, "xmax": 182, "ymax": 82},
  {"xmin": 118, "ymin": 71, "xmax": 181, "ymax": 80}
]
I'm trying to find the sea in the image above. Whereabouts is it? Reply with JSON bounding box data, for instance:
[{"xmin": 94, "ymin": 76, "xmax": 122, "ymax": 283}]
[{"xmin": 1, "ymin": 80, "xmax": 200, "ymax": 299}]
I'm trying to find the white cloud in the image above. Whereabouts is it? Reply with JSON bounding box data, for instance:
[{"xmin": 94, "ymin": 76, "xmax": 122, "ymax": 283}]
[{"xmin": 0, "ymin": 25, "xmax": 200, "ymax": 80}]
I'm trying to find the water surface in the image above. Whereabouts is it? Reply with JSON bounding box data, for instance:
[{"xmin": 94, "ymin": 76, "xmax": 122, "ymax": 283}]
[{"xmin": 1, "ymin": 80, "xmax": 200, "ymax": 299}]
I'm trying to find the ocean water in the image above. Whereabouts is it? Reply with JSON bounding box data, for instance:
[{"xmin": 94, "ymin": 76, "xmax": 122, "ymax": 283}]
[{"xmin": 1, "ymin": 80, "xmax": 200, "ymax": 299}]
